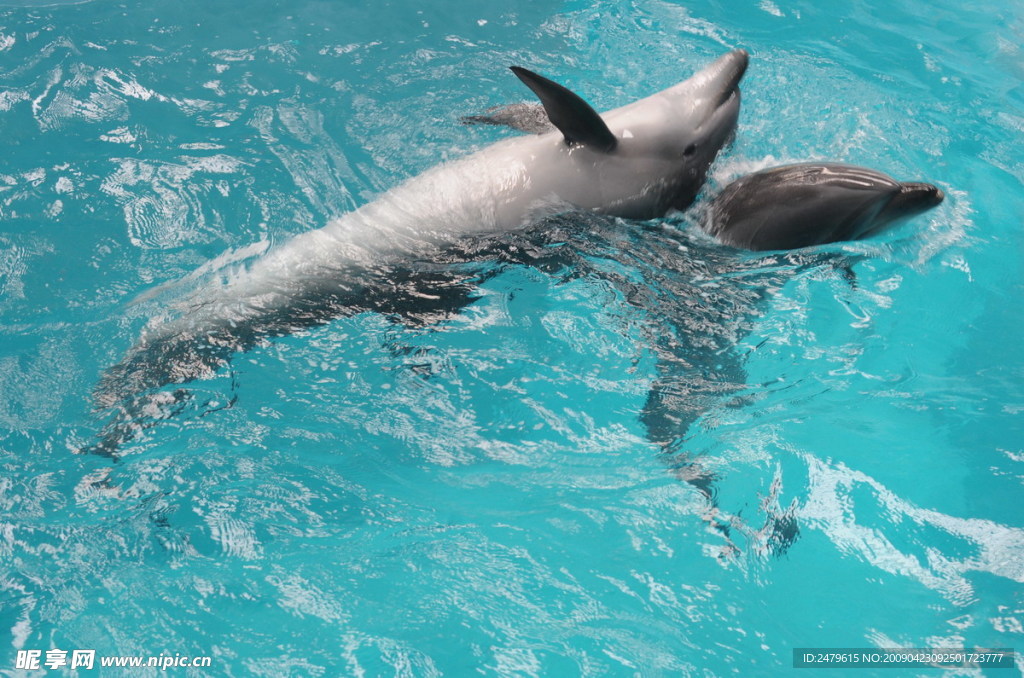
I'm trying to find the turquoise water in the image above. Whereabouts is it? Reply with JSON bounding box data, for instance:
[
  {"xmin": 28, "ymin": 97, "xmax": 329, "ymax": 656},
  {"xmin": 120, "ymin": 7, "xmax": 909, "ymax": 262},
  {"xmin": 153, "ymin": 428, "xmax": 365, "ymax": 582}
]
[{"xmin": 1, "ymin": 0, "xmax": 1022, "ymax": 675}]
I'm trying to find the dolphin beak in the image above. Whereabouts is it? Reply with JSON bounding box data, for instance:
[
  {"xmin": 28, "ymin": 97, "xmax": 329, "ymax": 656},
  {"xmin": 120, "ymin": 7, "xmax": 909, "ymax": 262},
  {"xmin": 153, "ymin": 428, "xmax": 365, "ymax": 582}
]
[
  {"xmin": 709, "ymin": 49, "xmax": 749, "ymax": 108},
  {"xmin": 684, "ymin": 49, "xmax": 748, "ymax": 142},
  {"xmin": 662, "ymin": 48, "xmax": 749, "ymax": 121}
]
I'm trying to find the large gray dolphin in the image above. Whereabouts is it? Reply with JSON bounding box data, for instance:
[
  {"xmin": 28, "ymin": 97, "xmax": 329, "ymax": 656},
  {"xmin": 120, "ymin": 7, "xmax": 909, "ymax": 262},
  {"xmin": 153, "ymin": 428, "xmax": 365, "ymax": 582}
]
[
  {"xmin": 95, "ymin": 50, "xmax": 749, "ymax": 409},
  {"xmin": 702, "ymin": 163, "xmax": 944, "ymax": 251}
]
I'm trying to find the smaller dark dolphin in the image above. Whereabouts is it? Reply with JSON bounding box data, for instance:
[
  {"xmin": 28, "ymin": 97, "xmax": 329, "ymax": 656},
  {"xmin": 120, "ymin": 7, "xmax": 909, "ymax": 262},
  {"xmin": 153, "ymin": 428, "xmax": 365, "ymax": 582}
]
[{"xmin": 702, "ymin": 163, "xmax": 944, "ymax": 251}]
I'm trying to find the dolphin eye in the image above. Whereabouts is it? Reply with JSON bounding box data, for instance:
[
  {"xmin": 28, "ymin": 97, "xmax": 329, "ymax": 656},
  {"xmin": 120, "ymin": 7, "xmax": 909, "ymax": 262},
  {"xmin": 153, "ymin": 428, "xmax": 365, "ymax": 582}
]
[{"xmin": 683, "ymin": 143, "xmax": 697, "ymax": 157}]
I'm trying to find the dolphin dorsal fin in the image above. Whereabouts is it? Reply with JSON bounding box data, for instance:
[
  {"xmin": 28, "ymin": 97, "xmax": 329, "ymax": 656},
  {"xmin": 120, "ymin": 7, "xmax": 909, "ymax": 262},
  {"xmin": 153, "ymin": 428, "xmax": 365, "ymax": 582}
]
[{"xmin": 509, "ymin": 66, "xmax": 617, "ymax": 153}]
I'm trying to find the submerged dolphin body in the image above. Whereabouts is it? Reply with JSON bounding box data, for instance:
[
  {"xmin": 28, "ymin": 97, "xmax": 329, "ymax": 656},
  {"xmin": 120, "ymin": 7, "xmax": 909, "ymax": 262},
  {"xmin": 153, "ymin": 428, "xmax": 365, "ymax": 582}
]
[
  {"xmin": 95, "ymin": 50, "xmax": 749, "ymax": 408},
  {"xmin": 702, "ymin": 163, "xmax": 944, "ymax": 251}
]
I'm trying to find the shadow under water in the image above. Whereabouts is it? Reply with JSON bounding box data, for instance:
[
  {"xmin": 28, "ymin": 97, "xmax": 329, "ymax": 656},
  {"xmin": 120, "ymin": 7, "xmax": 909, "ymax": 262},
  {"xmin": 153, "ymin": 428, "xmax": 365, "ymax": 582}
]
[{"xmin": 447, "ymin": 213, "xmax": 857, "ymax": 556}]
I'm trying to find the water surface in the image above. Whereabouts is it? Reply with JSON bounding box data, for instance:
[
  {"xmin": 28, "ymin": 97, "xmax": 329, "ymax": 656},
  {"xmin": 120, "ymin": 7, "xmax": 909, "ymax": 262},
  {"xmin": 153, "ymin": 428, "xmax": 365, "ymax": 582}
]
[{"xmin": 0, "ymin": 0, "xmax": 1022, "ymax": 675}]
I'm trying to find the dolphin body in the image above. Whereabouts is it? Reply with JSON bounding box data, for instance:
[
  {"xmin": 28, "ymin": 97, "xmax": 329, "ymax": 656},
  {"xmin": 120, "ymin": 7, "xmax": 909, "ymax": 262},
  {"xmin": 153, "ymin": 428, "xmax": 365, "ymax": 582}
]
[
  {"xmin": 95, "ymin": 50, "xmax": 750, "ymax": 409},
  {"xmin": 702, "ymin": 163, "xmax": 944, "ymax": 251}
]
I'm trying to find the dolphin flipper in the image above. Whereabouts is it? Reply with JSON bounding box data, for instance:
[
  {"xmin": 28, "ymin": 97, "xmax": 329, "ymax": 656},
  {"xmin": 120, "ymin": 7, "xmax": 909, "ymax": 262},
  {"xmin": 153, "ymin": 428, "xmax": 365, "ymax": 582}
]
[
  {"xmin": 460, "ymin": 103, "xmax": 555, "ymax": 135},
  {"xmin": 509, "ymin": 66, "xmax": 618, "ymax": 152}
]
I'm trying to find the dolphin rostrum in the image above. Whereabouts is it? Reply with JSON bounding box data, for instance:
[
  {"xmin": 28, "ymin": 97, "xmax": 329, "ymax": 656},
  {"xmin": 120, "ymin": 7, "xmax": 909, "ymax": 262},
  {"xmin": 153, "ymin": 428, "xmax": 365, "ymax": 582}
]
[{"xmin": 95, "ymin": 50, "xmax": 750, "ymax": 408}]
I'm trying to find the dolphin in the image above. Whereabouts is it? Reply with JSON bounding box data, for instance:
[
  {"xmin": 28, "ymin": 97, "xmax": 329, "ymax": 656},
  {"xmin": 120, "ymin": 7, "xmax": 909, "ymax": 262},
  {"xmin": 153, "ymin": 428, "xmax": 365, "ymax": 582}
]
[
  {"xmin": 701, "ymin": 163, "xmax": 944, "ymax": 251},
  {"xmin": 94, "ymin": 50, "xmax": 749, "ymax": 409}
]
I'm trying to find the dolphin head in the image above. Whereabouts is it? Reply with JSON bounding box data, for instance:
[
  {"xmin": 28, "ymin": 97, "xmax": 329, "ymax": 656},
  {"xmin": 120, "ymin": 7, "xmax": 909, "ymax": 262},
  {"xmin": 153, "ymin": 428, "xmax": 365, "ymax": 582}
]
[
  {"xmin": 703, "ymin": 163, "xmax": 945, "ymax": 250},
  {"xmin": 601, "ymin": 49, "xmax": 749, "ymax": 214}
]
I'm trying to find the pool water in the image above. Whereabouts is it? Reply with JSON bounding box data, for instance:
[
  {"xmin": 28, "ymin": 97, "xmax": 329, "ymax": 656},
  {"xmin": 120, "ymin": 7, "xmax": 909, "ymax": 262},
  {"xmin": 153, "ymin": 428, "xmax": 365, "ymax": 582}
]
[{"xmin": 1, "ymin": 0, "xmax": 1022, "ymax": 675}]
